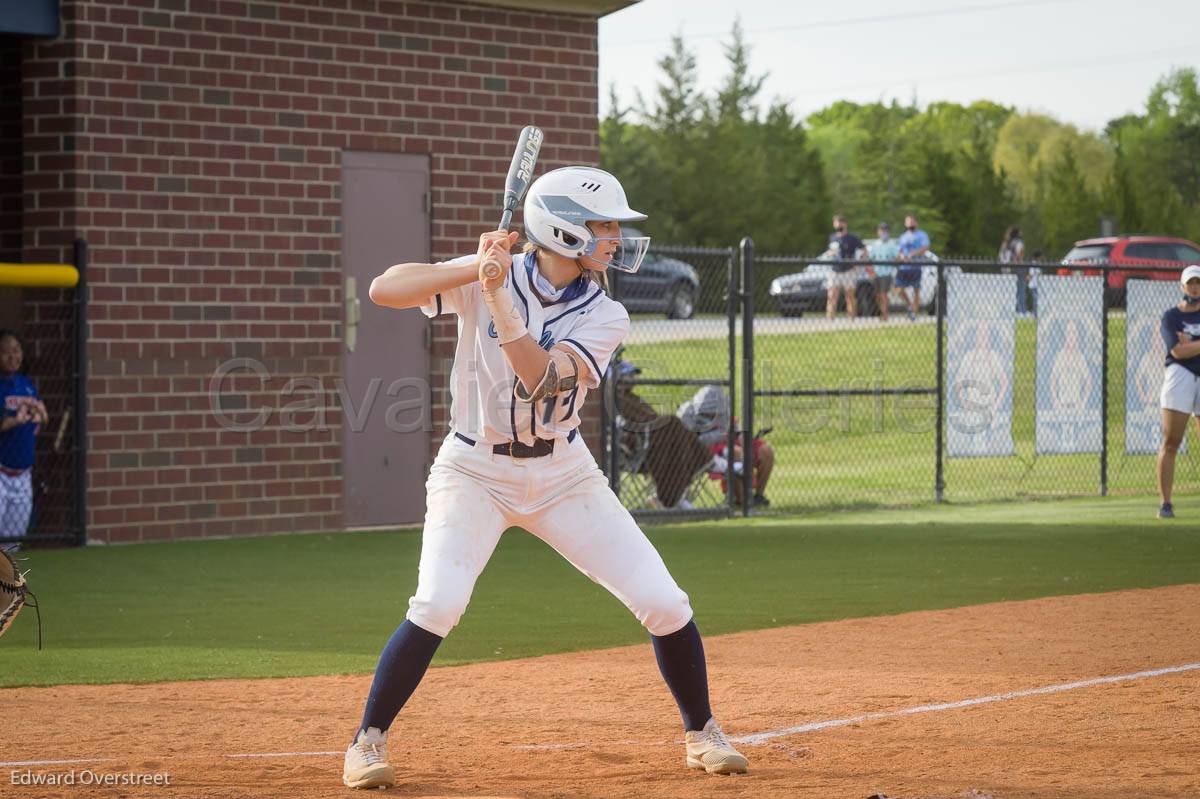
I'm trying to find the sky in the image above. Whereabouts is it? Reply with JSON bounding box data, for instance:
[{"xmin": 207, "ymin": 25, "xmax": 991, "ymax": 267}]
[{"xmin": 597, "ymin": 0, "xmax": 1200, "ymax": 132}]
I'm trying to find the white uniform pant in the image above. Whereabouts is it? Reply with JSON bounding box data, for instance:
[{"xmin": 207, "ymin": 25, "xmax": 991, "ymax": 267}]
[
  {"xmin": 406, "ymin": 433, "xmax": 693, "ymax": 638},
  {"xmin": 1, "ymin": 469, "xmax": 33, "ymax": 543}
]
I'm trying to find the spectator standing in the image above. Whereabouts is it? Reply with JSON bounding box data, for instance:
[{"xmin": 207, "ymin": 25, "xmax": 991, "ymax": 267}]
[
  {"xmin": 1155, "ymin": 265, "xmax": 1200, "ymax": 519},
  {"xmin": 998, "ymin": 225, "xmax": 1029, "ymax": 316},
  {"xmin": 0, "ymin": 330, "xmax": 49, "ymax": 553},
  {"xmin": 897, "ymin": 214, "xmax": 931, "ymax": 320},
  {"xmin": 868, "ymin": 222, "xmax": 900, "ymax": 322},
  {"xmin": 827, "ymin": 214, "xmax": 866, "ymax": 321}
]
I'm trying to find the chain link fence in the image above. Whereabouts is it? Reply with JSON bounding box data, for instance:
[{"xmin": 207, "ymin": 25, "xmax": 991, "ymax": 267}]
[
  {"xmin": 749, "ymin": 251, "xmax": 942, "ymax": 510},
  {"xmin": 601, "ymin": 244, "xmax": 739, "ymax": 517},
  {"xmin": 937, "ymin": 260, "xmax": 1194, "ymax": 506},
  {"xmin": 1, "ymin": 241, "xmax": 87, "ymax": 549},
  {"xmin": 601, "ymin": 245, "xmax": 1196, "ymax": 517}
]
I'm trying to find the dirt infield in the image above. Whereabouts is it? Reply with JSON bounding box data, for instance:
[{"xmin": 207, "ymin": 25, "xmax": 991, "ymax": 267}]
[{"xmin": 4, "ymin": 584, "xmax": 1198, "ymax": 799}]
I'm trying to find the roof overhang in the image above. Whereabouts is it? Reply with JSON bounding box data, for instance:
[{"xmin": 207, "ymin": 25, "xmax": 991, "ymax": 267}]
[{"xmin": 471, "ymin": 0, "xmax": 638, "ymax": 17}]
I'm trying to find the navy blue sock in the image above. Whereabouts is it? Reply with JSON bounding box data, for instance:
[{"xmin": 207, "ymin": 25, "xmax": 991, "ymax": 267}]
[
  {"xmin": 357, "ymin": 620, "xmax": 443, "ymax": 737},
  {"xmin": 651, "ymin": 619, "xmax": 713, "ymax": 732}
]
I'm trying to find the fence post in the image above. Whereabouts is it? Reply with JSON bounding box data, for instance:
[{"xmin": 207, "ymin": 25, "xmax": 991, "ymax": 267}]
[
  {"xmin": 727, "ymin": 246, "xmax": 738, "ymax": 515},
  {"xmin": 935, "ymin": 263, "xmax": 946, "ymax": 503},
  {"xmin": 73, "ymin": 238, "xmax": 88, "ymax": 546},
  {"xmin": 606, "ymin": 375, "xmax": 619, "ymax": 495},
  {"xmin": 1100, "ymin": 289, "xmax": 1108, "ymax": 496},
  {"xmin": 739, "ymin": 237, "xmax": 754, "ymax": 517}
]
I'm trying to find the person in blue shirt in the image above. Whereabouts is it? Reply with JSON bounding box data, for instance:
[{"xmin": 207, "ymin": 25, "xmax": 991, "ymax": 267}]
[
  {"xmin": 1156, "ymin": 265, "xmax": 1200, "ymax": 519},
  {"xmin": 897, "ymin": 214, "xmax": 931, "ymax": 321},
  {"xmin": 1, "ymin": 330, "xmax": 48, "ymax": 552},
  {"xmin": 867, "ymin": 222, "xmax": 900, "ymax": 322}
]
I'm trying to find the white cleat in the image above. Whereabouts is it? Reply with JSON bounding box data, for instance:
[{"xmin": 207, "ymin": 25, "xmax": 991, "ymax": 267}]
[
  {"xmin": 685, "ymin": 718, "xmax": 750, "ymax": 775},
  {"xmin": 343, "ymin": 727, "xmax": 396, "ymax": 789}
]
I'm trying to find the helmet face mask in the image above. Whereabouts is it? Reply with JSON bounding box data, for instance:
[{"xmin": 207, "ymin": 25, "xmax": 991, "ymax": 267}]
[
  {"xmin": 523, "ymin": 166, "xmax": 650, "ymax": 274},
  {"xmin": 582, "ymin": 233, "xmax": 650, "ymax": 273}
]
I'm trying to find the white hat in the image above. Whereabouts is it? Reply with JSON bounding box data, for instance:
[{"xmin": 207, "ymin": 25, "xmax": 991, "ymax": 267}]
[{"xmin": 1181, "ymin": 264, "xmax": 1200, "ymax": 286}]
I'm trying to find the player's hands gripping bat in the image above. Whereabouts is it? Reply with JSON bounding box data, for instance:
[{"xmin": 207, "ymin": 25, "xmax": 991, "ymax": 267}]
[
  {"xmin": 481, "ymin": 125, "xmax": 543, "ymax": 282},
  {"xmin": 477, "ymin": 230, "xmax": 519, "ymax": 292}
]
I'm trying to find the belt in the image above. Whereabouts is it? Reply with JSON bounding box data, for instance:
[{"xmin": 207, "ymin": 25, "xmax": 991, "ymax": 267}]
[
  {"xmin": 0, "ymin": 466, "xmax": 29, "ymax": 478},
  {"xmin": 455, "ymin": 429, "xmax": 577, "ymax": 459}
]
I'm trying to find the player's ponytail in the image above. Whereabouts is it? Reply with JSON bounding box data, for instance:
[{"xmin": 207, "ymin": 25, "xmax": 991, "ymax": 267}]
[{"xmin": 587, "ymin": 268, "xmax": 609, "ymax": 293}]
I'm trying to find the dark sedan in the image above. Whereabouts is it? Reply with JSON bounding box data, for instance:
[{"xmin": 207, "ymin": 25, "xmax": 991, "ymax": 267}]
[{"xmin": 610, "ymin": 233, "xmax": 700, "ymax": 319}]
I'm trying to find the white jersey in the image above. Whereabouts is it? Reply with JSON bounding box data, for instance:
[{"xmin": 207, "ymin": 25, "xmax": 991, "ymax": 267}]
[{"xmin": 419, "ymin": 251, "xmax": 629, "ymax": 445}]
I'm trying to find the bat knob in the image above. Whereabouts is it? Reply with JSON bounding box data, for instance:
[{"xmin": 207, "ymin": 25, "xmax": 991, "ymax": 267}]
[{"xmin": 484, "ymin": 264, "xmax": 502, "ymax": 279}]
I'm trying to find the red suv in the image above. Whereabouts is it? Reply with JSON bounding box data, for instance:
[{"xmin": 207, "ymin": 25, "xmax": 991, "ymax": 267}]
[{"xmin": 1060, "ymin": 236, "xmax": 1200, "ymax": 306}]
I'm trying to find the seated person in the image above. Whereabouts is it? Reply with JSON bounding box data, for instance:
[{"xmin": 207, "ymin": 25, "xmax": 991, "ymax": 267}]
[
  {"xmin": 677, "ymin": 385, "xmax": 774, "ymax": 508},
  {"xmin": 611, "ymin": 359, "xmax": 713, "ymax": 509}
]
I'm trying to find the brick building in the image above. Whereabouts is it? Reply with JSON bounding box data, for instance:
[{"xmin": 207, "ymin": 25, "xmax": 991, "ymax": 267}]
[{"xmin": 2, "ymin": 0, "xmax": 631, "ymax": 543}]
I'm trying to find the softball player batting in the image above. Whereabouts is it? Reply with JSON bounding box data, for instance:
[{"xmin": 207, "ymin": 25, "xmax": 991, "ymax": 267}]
[{"xmin": 342, "ymin": 167, "xmax": 748, "ymax": 789}]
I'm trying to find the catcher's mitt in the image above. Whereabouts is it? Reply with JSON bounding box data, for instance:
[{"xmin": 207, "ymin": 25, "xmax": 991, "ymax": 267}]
[{"xmin": 0, "ymin": 548, "xmax": 41, "ymax": 648}]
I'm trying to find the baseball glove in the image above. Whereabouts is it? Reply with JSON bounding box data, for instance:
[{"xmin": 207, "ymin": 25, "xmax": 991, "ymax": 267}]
[{"xmin": 0, "ymin": 548, "xmax": 41, "ymax": 647}]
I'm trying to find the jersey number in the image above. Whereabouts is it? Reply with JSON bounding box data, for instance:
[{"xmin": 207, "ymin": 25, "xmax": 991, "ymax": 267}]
[{"xmin": 541, "ymin": 386, "xmax": 579, "ymax": 425}]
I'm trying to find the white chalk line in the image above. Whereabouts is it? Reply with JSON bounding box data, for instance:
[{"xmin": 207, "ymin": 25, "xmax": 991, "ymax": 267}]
[
  {"xmin": 3, "ymin": 662, "xmax": 1196, "ymax": 767},
  {"xmin": 226, "ymin": 750, "xmax": 342, "ymax": 759},
  {"xmin": 0, "ymin": 758, "xmax": 113, "ymax": 767},
  {"xmin": 731, "ymin": 662, "xmax": 1200, "ymax": 746},
  {"xmin": 515, "ymin": 661, "xmax": 1200, "ymax": 751}
]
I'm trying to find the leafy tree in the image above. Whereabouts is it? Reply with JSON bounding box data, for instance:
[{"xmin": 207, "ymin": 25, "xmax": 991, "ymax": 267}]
[
  {"xmin": 604, "ymin": 37, "xmax": 1200, "ymax": 257},
  {"xmin": 1041, "ymin": 144, "xmax": 1102, "ymax": 254},
  {"xmin": 1106, "ymin": 68, "xmax": 1200, "ymax": 241},
  {"xmin": 600, "ymin": 23, "xmax": 829, "ymax": 251},
  {"xmin": 713, "ymin": 17, "xmax": 765, "ymax": 122},
  {"xmin": 994, "ymin": 113, "xmax": 1113, "ymax": 205}
]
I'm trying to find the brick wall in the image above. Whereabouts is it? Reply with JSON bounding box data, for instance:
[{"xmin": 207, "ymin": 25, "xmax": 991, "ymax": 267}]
[
  {"xmin": 0, "ymin": 34, "xmax": 22, "ymax": 262},
  {"xmin": 21, "ymin": 0, "xmax": 602, "ymax": 542}
]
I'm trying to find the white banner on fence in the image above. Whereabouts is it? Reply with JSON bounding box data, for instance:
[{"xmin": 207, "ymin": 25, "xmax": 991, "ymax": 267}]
[
  {"xmin": 1126, "ymin": 280, "xmax": 1184, "ymax": 455},
  {"xmin": 947, "ymin": 273, "xmax": 1016, "ymax": 458},
  {"xmin": 1035, "ymin": 276, "xmax": 1105, "ymax": 454}
]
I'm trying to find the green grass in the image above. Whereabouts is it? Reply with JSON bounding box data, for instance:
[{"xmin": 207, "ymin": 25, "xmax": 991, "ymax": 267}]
[
  {"xmin": 622, "ymin": 314, "xmax": 1200, "ymax": 510},
  {"xmin": 3, "ymin": 496, "xmax": 1197, "ymax": 687}
]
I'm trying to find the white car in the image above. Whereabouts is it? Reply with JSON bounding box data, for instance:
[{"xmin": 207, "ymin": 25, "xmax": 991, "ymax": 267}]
[{"xmin": 768, "ymin": 245, "xmax": 946, "ymax": 316}]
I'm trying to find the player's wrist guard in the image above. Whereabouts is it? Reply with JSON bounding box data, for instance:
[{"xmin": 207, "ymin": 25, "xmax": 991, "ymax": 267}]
[{"xmin": 482, "ymin": 285, "xmax": 526, "ymax": 345}]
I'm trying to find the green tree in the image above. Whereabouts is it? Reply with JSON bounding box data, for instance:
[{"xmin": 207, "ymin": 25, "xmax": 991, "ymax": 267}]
[
  {"xmin": 713, "ymin": 17, "xmax": 766, "ymax": 122},
  {"xmin": 994, "ymin": 113, "xmax": 1113, "ymax": 204},
  {"xmin": 1145, "ymin": 67, "xmax": 1200, "ymax": 206},
  {"xmin": 1105, "ymin": 68, "xmax": 1200, "ymax": 241},
  {"xmin": 1101, "ymin": 153, "xmax": 1144, "ymax": 234},
  {"xmin": 600, "ymin": 23, "xmax": 829, "ymax": 251},
  {"xmin": 1041, "ymin": 144, "xmax": 1102, "ymax": 254}
]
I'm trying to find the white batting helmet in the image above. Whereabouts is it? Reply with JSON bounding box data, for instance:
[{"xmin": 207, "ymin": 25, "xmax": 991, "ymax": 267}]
[{"xmin": 523, "ymin": 166, "xmax": 650, "ymax": 273}]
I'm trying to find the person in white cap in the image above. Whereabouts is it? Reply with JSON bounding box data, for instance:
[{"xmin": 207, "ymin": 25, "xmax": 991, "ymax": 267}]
[{"xmin": 1156, "ymin": 264, "xmax": 1200, "ymax": 518}]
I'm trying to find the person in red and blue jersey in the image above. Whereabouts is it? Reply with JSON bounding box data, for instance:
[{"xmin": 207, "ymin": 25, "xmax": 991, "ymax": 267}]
[{"xmin": 1, "ymin": 330, "xmax": 49, "ymax": 552}]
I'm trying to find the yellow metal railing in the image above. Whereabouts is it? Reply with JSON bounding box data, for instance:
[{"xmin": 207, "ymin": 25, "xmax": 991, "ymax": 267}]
[{"xmin": 0, "ymin": 263, "xmax": 80, "ymax": 288}]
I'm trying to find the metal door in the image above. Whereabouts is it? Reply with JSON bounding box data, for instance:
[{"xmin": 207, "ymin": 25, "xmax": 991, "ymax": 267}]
[{"xmin": 341, "ymin": 151, "xmax": 430, "ymax": 528}]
